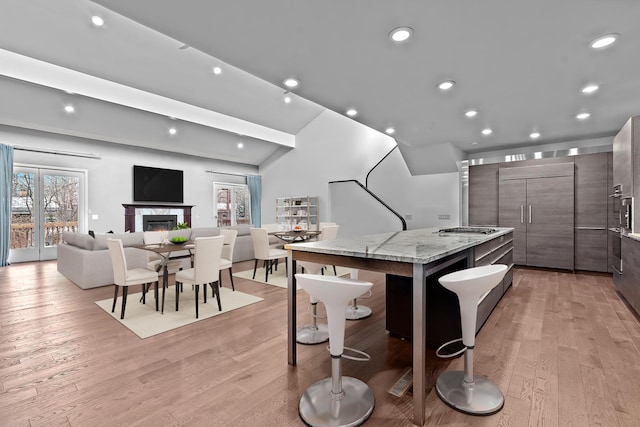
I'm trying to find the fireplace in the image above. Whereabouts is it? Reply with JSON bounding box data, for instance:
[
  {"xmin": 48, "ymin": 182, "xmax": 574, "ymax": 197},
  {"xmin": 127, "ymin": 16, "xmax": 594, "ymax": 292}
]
[
  {"xmin": 123, "ymin": 204, "xmax": 194, "ymax": 232},
  {"xmin": 143, "ymin": 215, "xmax": 177, "ymax": 231}
]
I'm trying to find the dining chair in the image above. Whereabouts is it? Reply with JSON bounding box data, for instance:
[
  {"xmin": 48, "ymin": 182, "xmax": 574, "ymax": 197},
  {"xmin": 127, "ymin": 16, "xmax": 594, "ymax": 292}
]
[
  {"xmin": 106, "ymin": 238, "xmax": 159, "ymax": 319},
  {"xmin": 219, "ymin": 229, "xmax": 238, "ymax": 291},
  {"xmin": 174, "ymin": 235, "xmax": 225, "ymax": 318},
  {"xmin": 143, "ymin": 230, "xmax": 183, "ymax": 271},
  {"xmin": 250, "ymin": 227, "xmax": 288, "ymax": 282},
  {"xmin": 263, "ymin": 223, "xmax": 284, "ymax": 249}
]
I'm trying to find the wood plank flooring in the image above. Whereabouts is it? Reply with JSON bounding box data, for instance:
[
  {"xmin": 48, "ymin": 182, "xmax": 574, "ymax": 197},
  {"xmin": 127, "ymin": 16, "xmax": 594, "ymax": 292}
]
[{"xmin": 1, "ymin": 261, "xmax": 640, "ymax": 426}]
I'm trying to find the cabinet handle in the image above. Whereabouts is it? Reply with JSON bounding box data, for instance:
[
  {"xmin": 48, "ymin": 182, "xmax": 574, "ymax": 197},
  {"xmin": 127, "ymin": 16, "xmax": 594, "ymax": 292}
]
[
  {"xmin": 520, "ymin": 205, "xmax": 524, "ymax": 224},
  {"xmin": 529, "ymin": 205, "xmax": 532, "ymax": 224}
]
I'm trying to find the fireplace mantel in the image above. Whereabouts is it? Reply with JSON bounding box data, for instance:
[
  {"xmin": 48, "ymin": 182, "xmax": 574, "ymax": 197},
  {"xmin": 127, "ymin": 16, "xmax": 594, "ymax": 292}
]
[{"xmin": 123, "ymin": 204, "xmax": 194, "ymax": 232}]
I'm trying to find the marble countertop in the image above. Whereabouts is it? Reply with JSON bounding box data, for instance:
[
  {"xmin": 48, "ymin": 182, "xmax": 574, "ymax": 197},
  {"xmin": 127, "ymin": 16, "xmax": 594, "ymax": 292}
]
[{"xmin": 288, "ymin": 227, "xmax": 514, "ymax": 264}]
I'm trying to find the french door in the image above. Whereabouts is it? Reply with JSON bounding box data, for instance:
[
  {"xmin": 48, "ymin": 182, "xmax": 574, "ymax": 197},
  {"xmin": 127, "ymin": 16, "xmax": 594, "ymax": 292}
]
[
  {"xmin": 9, "ymin": 166, "xmax": 87, "ymax": 263},
  {"xmin": 213, "ymin": 183, "xmax": 251, "ymax": 227}
]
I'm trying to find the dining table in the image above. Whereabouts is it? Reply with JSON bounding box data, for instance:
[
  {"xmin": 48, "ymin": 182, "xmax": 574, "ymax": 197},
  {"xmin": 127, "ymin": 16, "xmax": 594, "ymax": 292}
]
[
  {"xmin": 268, "ymin": 229, "xmax": 321, "ymax": 243},
  {"xmin": 133, "ymin": 241, "xmax": 195, "ymax": 313},
  {"xmin": 284, "ymin": 227, "xmax": 514, "ymax": 426}
]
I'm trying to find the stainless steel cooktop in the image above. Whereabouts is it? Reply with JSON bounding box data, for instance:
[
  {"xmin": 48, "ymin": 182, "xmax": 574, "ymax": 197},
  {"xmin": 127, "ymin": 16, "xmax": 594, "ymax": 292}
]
[{"xmin": 438, "ymin": 227, "xmax": 498, "ymax": 234}]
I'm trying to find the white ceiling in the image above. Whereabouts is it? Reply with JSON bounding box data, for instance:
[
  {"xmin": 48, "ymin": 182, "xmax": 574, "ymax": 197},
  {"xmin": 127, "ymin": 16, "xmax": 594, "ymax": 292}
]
[{"xmin": 2, "ymin": 0, "xmax": 639, "ymax": 166}]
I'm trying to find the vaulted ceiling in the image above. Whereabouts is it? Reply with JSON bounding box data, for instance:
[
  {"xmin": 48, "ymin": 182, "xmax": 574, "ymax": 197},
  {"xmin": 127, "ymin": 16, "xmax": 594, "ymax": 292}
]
[{"xmin": 2, "ymin": 0, "xmax": 639, "ymax": 167}]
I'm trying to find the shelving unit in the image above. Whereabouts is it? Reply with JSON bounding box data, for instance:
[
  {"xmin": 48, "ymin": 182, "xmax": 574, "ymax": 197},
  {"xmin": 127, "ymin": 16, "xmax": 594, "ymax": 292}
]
[{"xmin": 275, "ymin": 196, "xmax": 318, "ymax": 231}]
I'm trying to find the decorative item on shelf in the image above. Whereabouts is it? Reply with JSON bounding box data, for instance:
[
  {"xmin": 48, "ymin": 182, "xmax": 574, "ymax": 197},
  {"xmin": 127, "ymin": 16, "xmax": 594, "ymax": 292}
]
[
  {"xmin": 173, "ymin": 222, "xmax": 190, "ymax": 230},
  {"xmin": 275, "ymin": 196, "xmax": 319, "ymax": 231},
  {"xmin": 293, "ymin": 225, "xmax": 303, "ymax": 232}
]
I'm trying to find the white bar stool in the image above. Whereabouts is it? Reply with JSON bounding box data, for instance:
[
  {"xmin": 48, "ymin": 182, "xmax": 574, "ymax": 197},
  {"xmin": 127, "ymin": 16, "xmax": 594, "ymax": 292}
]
[
  {"xmin": 296, "ymin": 261, "xmax": 329, "ymax": 345},
  {"xmin": 345, "ymin": 269, "xmax": 372, "ymax": 320},
  {"xmin": 296, "ymin": 273, "xmax": 375, "ymax": 427},
  {"xmin": 435, "ymin": 264, "xmax": 508, "ymax": 415}
]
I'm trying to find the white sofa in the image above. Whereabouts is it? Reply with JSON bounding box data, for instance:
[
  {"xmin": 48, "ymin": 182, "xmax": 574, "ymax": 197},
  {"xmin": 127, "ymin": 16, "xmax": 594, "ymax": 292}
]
[{"xmin": 57, "ymin": 225, "xmax": 256, "ymax": 289}]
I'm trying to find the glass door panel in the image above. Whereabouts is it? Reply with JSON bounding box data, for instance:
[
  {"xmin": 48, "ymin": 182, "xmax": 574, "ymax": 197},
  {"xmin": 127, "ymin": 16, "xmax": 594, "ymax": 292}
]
[
  {"xmin": 10, "ymin": 169, "xmax": 37, "ymax": 259},
  {"xmin": 10, "ymin": 167, "xmax": 85, "ymax": 263},
  {"xmin": 41, "ymin": 171, "xmax": 82, "ymax": 260},
  {"xmin": 214, "ymin": 183, "xmax": 251, "ymax": 227},
  {"xmin": 233, "ymin": 186, "xmax": 251, "ymax": 225}
]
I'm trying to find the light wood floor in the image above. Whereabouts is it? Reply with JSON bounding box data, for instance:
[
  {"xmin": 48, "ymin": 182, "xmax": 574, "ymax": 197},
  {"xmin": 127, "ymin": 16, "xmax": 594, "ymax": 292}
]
[{"xmin": 1, "ymin": 261, "xmax": 640, "ymax": 426}]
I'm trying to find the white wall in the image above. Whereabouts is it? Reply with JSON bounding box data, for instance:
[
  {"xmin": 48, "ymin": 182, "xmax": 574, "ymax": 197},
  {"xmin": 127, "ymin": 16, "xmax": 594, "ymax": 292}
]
[
  {"xmin": 259, "ymin": 110, "xmax": 461, "ymax": 233},
  {"xmin": 3, "ymin": 125, "xmax": 258, "ymax": 232},
  {"xmin": 259, "ymin": 110, "xmax": 396, "ymax": 226},
  {"xmin": 368, "ymin": 149, "xmax": 461, "ymax": 229}
]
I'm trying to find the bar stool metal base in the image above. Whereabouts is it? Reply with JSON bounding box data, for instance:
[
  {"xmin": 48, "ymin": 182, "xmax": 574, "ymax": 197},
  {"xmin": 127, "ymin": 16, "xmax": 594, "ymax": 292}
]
[
  {"xmin": 435, "ymin": 371, "xmax": 504, "ymax": 415},
  {"xmin": 299, "ymin": 376, "xmax": 375, "ymax": 427},
  {"xmin": 297, "ymin": 324, "xmax": 329, "ymax": 345},
  {"xmin": 345, "ymin": 305, "xmax": 372, "ymax": 320}
]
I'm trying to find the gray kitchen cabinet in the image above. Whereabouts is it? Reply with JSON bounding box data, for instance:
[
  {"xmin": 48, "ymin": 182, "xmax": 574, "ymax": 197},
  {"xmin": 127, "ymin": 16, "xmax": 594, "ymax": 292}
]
[
  {"xmin": 575, "ymin": 153, "xmax": 609, "ymax": 227},
  {"xmin": 498, "ymin": 179, "xmax": 527, "ymax": 265},
  {"xmin": 575, "ymin": 229, "xmax": 608, "ymax": 272},
  {"xmin": 468, "ymin": 163, "xmax": 499, "ymax": 226},
  {"xmin": 608, "ymin": 152, "xmax": 615, "ymax": 273},
  {"xmin": 470, "ymin": 153, "xmax": 612, "ymax": 272},
  {"xmin": 619, "ymin": 235, "xmax": 640, "ymax": 315},
  {"xmin": 499, "ymin": 163, "xmax": 574, "ymax": 270},
  {"xmin": 574, "ymin": 153, "xmax": 609, "ymax": 272}
]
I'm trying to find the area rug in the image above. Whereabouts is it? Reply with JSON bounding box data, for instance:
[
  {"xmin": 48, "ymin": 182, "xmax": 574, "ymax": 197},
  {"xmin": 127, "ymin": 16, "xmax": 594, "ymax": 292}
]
[
  {"xmin": 95, "ymin": 287, "xmax": 263, "ymax": 339},
  {"xmin": 233, "ymin": 265, "xmax": 352, "ymax": 289}
]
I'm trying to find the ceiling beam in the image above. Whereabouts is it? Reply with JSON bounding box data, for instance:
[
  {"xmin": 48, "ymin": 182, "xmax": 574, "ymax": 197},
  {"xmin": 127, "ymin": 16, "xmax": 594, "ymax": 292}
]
[{"xmin": 0, "ymin": 48, "xmax": 295, "ymax": 148}]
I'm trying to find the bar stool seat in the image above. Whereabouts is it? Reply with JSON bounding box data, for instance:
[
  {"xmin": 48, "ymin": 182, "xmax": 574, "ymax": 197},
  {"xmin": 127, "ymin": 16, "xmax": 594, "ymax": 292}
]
[
  {"xmin": 345, "ymin": 269, "xmax": 372, "ymax": 320},
  {"xmin": 296, "ymin": 261, "xmax": 329, "ymax": 344},
  {"xmin": 435, "ymin": 264, "xmax": 508, "ymax": 415},
  {"xmin": 296, "ymin": 273, "xmax": 375, "ymax": 427}
]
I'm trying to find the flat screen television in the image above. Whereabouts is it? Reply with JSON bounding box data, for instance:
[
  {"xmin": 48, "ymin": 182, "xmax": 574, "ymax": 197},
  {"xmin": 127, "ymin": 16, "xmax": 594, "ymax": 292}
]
[{"xmin": 133, "ymin": 165, "xmax": 184, "ymax": 203}]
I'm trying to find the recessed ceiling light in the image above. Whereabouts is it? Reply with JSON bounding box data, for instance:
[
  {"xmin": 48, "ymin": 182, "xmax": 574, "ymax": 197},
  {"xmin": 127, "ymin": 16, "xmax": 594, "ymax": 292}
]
[
  {"xmin": 345, "ymin": 108, "xmax": 358, "ymax": 117},
  {"xmin": 576, "ymin": 112, "xmax": 591, "ymax": 120},
  {"xmin": 284, "ymin": 93, "xmax": 292, "ymax": 104},
  {"xmin": 481, "ymin": 128, "xmax": 492, "ymax": 136},
  {"xmin": 168, "ymin": 127, "xmax": 177, "ymax": 135},
  {"xmin": 465, "ymin": 110, "xmax": 478, "ymax": 118},
  {"xmin": 283, "ymin": 77, "xmax": 299, "ymax": 89},
  {"xmin": 237, "ymin": 142, "xmax": 244, "ymax": 149},
  {"xmin": 385, "ymin": 127, "xmax": 395, "ymax": 135},
  {"xmin": 471, "ymin": 142, "xmax": 479, "ymax": 146},
  {"xmin": 212, "ymin": 66, "xmax": 222, "ymax": 75},
  {"xmin": 91, "ymin": 15, "xmax": 104, "ymax": 27},
  {"xmin": 581, "ymin": 83, "xmax": 599, "ymax": 94},
  {"xmin": 590, "ymin": 33, "xmax": 619, "ymax": 49},
  {"xmin": 530, "ymin": 132, "xmax": 541, "ymax": 139},
  {"xmin": 437, "ymin": 80, "xmax": 455, "ymax": 91},
  {"xmin": 64, "ymin": 105, "xmax": 75, "ymax": 113},
  {"xmin": 389, "ymin": 26, "xmax": 413, "ymax": 42}
]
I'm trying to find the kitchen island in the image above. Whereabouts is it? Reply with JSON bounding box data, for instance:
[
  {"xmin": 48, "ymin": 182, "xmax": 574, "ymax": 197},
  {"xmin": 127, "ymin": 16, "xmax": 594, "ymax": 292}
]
[{"xmin": 286, "ymin": 226, "xmax": 514, "ymax": 426}]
